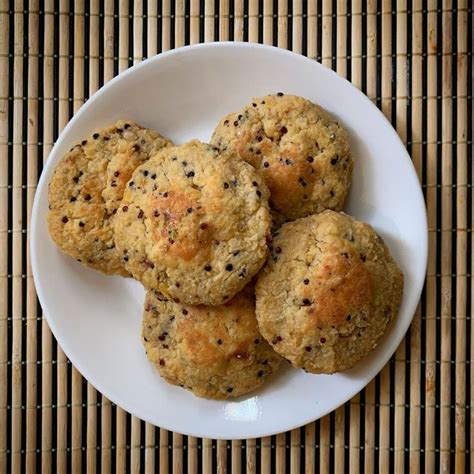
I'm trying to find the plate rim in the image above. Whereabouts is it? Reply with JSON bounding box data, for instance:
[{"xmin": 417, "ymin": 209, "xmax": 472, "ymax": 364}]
[{"xmin": 31, "ymin": 41, "xmax": 428, "ymax": 439}]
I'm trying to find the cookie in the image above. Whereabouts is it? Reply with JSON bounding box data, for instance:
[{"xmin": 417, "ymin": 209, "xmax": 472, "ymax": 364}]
[
  {"xmin": 47, "ymin": 120, "xmax": 171, "ymax": 275},
  {"xmin": 211, "ymin": 93, "xmax": 353, "ymax": 221},
  {"xmin": 142, "ymin": 288, "xmax": 282, "ymax": 399},
  {"xmin": 255, "ymin": 210, "xmax": 404, "ymax": 373},
  {"xmin": 113, "ymin": 140, "xmax": 271, "ymax": 305}
]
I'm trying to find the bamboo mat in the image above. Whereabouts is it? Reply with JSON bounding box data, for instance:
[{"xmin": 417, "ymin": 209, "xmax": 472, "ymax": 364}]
[{"xmin": 1, "ymin": 1, "xmax": 472, "ymax": 473}]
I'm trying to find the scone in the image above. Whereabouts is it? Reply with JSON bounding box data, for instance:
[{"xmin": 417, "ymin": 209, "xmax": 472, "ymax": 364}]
[
  {"xmin": 211, "ymin": 93, "xmax": 353, "ymax": 222},
  {"xmin": 255, "ymin": 210, "xmax": 404, "ymax": 373},
  {"xmin": 47, "ymin": 120, "xmax": 171, "ymax": 275},
  {"xmin": 113, "ymin": 140, "xmax": 272, "ymax": 305},
  {"xmin": 142, "ymin": 288, "xmax": 282, "ymax": 400}
]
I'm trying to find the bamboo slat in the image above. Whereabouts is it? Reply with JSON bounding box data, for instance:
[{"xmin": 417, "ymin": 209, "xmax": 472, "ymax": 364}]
[
  {"xmin": 41, "ymin": 1, "xmax": 55, "ymax": 471},
  {"xmin": 440, "ymin": 4, "xmax": 453, "ymax": 473},
  {"xmin": 455, "ymin": 4, "xmax": 468, "ymax": 473},
  {"xmin": 395, "ymin": 3, "xmax": 408, "ymax": 473},
  {"xmin": 11, "ymin": 5, "xmax": 24, "ymax": 473},
  {"xmin": 3, "ymin": 2, "xmax": 471, "ymax": 472},
  {"xmin": 426, "ymin": 3, "xmax": 439, "ymax": 472},
  {"xmin": 409, "ymin": 2, "xmax": 423, "ymax": 472},
  {"xmin": 0, "ymin": 7, "xmax": 8, "ymax": 474},
  {"xmin": 25, "ymin": 4, "xmax": 39, "ymax": 473}
]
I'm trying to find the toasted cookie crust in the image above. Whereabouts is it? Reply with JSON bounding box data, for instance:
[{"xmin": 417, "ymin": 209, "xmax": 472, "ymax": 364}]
[
  {"xmin": 113, "ymin": 140, "xmax": 272, "ymax": 305},
  {"xmin": 255, "ymin": 210, "xmax": 404, "ymax": 373},
  {"xmin": 47, "ymin": 120, "xmax": 170, "ymax": 275},
  {"xmin": 142, "ymin": 288, "xmax": 282, "ymax": 400},
  {"xmin": 211, "ymin": 93, "xmax": 353, "ymax": 222}
]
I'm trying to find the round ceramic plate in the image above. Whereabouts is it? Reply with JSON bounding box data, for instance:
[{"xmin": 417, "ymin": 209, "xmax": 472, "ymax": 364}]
[{"xmin": 31, "ymin": 42, "xmax": 427, "ymax": 439}]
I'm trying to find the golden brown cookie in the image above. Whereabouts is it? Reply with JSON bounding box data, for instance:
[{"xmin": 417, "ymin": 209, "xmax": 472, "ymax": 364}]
[
  {"xmin": 142, "ymin": 288, "xmax": 282, "ymax": 399},
  {"xmin": 113, "ymin": 140, "xmax": 272, "ymax": 305},
  {"xmin": 211, "ymin": 93, "xmax": 353, "ymax": 221},
  {"xmin": 255, "ymin": 210, "xmax": 404, "ymax": 373},
  {"xmin": 47, "ymin": 120, "xmax": 170, "ymax": 275}
]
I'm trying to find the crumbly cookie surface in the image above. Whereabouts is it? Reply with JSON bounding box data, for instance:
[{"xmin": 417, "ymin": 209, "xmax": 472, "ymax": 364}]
[
  {"xmin": 255, "ymin": 210, "xmax": 404, "ymax": 373},
  {"xmin": 113, "ymin": 140, "xmax": 272, "ymax": 305},
  {"xmin": 48, "ymin": 120, "xmax": 171, "ymax": 275},
  {"xmin": 142, "ymin": 289, "xmax": 282, "ymax": 399},
  {"xmin": 211, "ymin": 93, "xmax": 353, "ymax": 221}
]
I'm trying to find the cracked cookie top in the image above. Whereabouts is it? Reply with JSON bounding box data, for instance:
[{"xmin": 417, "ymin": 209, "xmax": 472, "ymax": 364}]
[
  {"xmin": 47, "ymin": 120, "xmax": 171, "ymax": 276},
  {"xmin": 113, "ymin": 140, "xmax": 272, "ymax": 305},
  {"xmin": 255, "ymin": 210, "xmax": 404, "ymax": 373},
  {"xmin": 142, "ymin": 287, "xmax": 282, "ymax": 399},
  {"xmin": 211, "ymin": 93, "xmax": 353, "ymax": 222}
]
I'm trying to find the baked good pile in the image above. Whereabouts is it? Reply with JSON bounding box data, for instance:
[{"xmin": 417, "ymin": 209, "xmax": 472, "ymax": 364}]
[{"xmin": 47, "ymin": 94, "xmax": 404, "ymax": 400}]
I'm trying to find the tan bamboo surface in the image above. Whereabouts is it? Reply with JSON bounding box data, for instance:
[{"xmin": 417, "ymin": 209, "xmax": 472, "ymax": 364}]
[{"xmin": 1, "ymin": 1, "xmax": 472, "ymax": 472}]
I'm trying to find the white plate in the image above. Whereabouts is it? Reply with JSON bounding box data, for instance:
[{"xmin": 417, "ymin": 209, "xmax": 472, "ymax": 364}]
[{"xmin": 31, "ymin": 42, "xmax": 428, "ymax": 440}]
